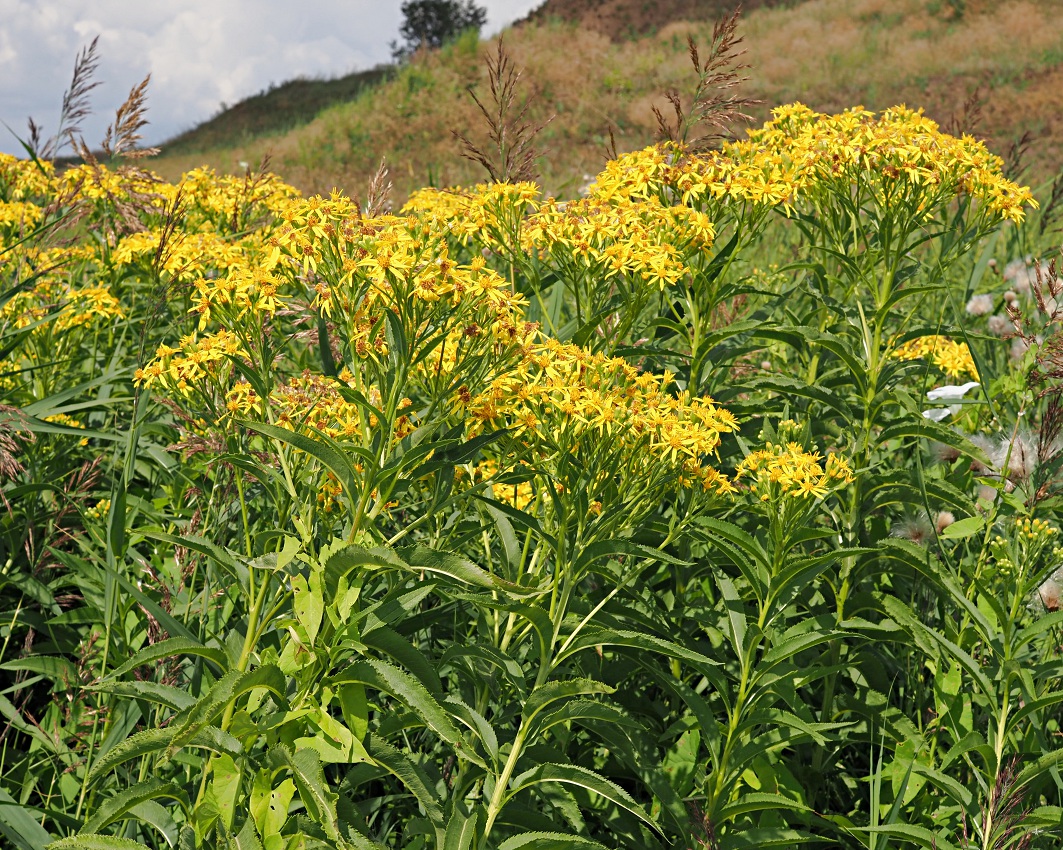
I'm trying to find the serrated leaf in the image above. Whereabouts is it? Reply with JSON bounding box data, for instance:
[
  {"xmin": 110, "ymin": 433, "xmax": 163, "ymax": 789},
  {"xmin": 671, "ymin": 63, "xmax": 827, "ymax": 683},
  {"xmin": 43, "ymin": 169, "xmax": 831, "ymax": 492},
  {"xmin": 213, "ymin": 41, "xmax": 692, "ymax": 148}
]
[
  {"xmin": 81, "ymin": 779, "xmax": 188, "ymax": 835},
  {"xmin": 86, "ymin": 728, "xmax": 173, "ymax": 785},
  {"xmin": 88, "ymin": 681, "xmax": 195, "ymax": 713},
  {"xmin": 169, "ymin": 665, "xmax": 286, "ymax": 752},
  {"xmin": 555, "ymin": 627, "xmax": 717, "ymax": 668},
  {"xmin": 442, "ymin": 809, "xmax": 481, "ymax": 850},
  {"xmin": 107, "ymin": 637, "xmax": 227, "ymax": 680},
  {"xmin": 507, "ymin": 763, "xmax": 658, "ymax": 834},
  {"xmin": 718, "ymin": 791, "xmax": 809, "ymax": 820},
  {"xmin": 0, "ymin": 657, "xmax": 78, "ymax": 688},
  {"xmin": 365, "ymin": 736, "xmax": 443, "ymax": 826},
  {"xmin": 861, "ymin": 823, "xmax": 960, "ymax": 850},
  {"xmin": 396, "ymin": 544, "xmax": 513, "ymax": 590},
  {"xmin": 570, "ymin": 538, "xmax": 687, "ymax": 579},
  {"xmin": 721, "ymin": 826, "xmax": 817, "ymax": 848},
  {"xmin": 329, "ymin": 660, "xmax": 471, "ymax": 762},
  {"xmin": 270, "ymin": 745, "xmax": 340, "ymax": 841},
  {"xmin": 522, "ymin": 679, "xmax": 614, "ymax": 728},
  {"xmin": 86, "ymin": 726, "xmax": 242, "ymax": 784},
  {"xmin": 47, "ymin": 837, "xmax": 149, "ymax": 849},
  {"xmin": 536, "ymin": 699, "xmax": 638, "ymax": 736},
  {"xmin": 879, "ymin": 416, "xmax": 989, "ymax": 466},
  {"xmin": 233, "ymin": 816, "xmax": 264, "ymax": 850},
  {"xmin": 362, "ymin": 625, "xmax": 442, "ymax": 697},
  {"xmin": 498, "ymin": 834, "xmax": 608, "ymax": 850},
  {"xmin": 127, "ymin": 800, "xmax": 178, "ymax": 848},
  {"xmin": 241, "ymin": 420, "xmax": 361, "ymax": 506}
]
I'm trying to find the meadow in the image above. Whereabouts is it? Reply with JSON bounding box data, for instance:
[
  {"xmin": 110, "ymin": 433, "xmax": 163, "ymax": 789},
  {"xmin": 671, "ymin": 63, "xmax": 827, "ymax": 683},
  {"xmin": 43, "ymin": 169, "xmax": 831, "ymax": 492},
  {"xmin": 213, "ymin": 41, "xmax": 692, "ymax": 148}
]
[{"xmin": 2, "ymin": 13, "xmax": 1063, "ymax": 850}]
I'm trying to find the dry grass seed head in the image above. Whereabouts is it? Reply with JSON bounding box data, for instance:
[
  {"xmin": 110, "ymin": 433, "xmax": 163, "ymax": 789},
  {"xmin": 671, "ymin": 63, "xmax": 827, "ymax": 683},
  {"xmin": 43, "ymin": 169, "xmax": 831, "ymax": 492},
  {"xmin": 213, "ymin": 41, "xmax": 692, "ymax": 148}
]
[
  {"xmin": 454, "ymin": 35, "xmax": 552, "ymax": 183},
  {"xmin": 654, "ymin": 8, "xmax": 759, "ymax": 150},
  {"xmin": 364, "ymin": 157, "xmax": 394, "ymax": 216},
  {"xmin": 37, "ymin": 36, "xmax": 101, "ymax": 160},
  {"xmin": 101, "ymin": 74, "xmax": 159, "ymax": 160}
]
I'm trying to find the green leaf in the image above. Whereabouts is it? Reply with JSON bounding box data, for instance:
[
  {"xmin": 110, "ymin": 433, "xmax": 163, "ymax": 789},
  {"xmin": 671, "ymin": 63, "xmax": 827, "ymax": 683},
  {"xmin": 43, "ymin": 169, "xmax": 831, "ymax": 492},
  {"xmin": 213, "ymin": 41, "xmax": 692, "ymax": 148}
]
[
  {"xmin": 250, "ymin": 772, "xmax": 296, "ymax": 840},
  {"xmin": 718, "ymin": 791, "xmax": 810, "ymax": 820},
  {"xmin": 717, "ymin": 574, "xmax": 747, "ymax": 658},
  {"xmin": 363, "ymin": 625, "xmax": 443, "ymax": 697},
  {"xmin": 88, "ymin": 681, "xmax": 195, "ymax": 713},
  {"xmin": 721, "ymin": 826, "xmax": 818, "ymax": 848},
  {"xmin": 570, "ymin": 539, "xmax": 688, "ymax": 578},
  {"xmin": 323, "ymin": 544, "xmax": 408, "ymax": 597},
  {"xmin": 439, "ymin": 644, "xmax": 526, "ymax": 695},
  {"xmin": 744, "ymin": 375, "xmax": 853, "ymax": 420},
  {"xmin": 241, "ymin": 420, "xmax": 362, "ymax": 504},
  {"xmin": 696, "ymin": 517, "xmax": 770, "ymax": 601},
  {"xmin": 861, "ymin": 824, "xmax": 960, "ymax": 850},
  {"xmin": 507, "ymin": 763, "xmax": 659, "ymax": 834},
  {"xmin": 81, "ymin": 779, "xmax": 188, "ymax": 835},
  {"xmin": 1013, "ymin": 746, "xmax": 1063, "ymax": 793},
  {"xmin": 210, "ymin": 754, "xmax": 241, "ymax": 832},
  {"xmin": 880, "ymin": 596, "xmax": 995, "ymax": 702},
  {"xmin": 555, "ymin": 628, "xmax": 716, "ymax": 668},
  {"xmin": 169, "ymin": 665, "xmax": 287, "ymax": 753},
  {"xmin": 364, "ymin": 736, "xmax": 443, "ymax": 826},
  {"xmin": 444, "ymin": 697, "xmax": 499, "ymax": 763},
  {"xmin": 86, "ymin": 726, "xmax": 243, "ymax": 784},
  {"xmin": 757, "ymin": 628, "xmax": 838, "ymax": 674},
  {"xmin": 938, "ymin": 515, "xmax": 984, "ymax": 539},
  {"xmin": 270, "ymin": 746, "xmax": 340, "ymax": 841},
  {"xmin": 329, "ymin": 660, "xmax": 470, "ymax": 761},
  {"xmin": 879, "ymin": 417, "xmax": 989, "ymax": 466},
  {"xmin": 86, "ymin": 728, "xmax": 173, "ymax": 785},
  {"xmin": 0, "ymin": 786, "xmax": 53, "ymax": 850},
  {"xmin": 0, "ymin": 657, "xmax": 78, "ymax": 689},
  {"xmin": 396, "ymin": 544, "xmax": 515, "ymax": 590},
  {"xmin": 498, "ymin": 834, "xmax": 609, "ymax": 850},
  {"xmin": 442, "ymin": 809, "xmax": 481, "ymax": 850},
  {"xmin": 536, "ymin": 699, "xmax": 639, "ymax": 737},
  {"xmin": 141, "ymin": 532, "xmax": 246, "ymax": 588},
  {"xmin": 107, "ymin": 637, "xmax": 227, "ymax": 680},
  {"xmin": 47, "ymin": 837, "xmax": 149, "ymax": 850},
  {"xmin": 522, "ymin": 679, "xmax": 615, "ymax": 729},
  {"xmin": 291, "ymin": 573, "xmax": 323, "ymax": 645},
  {"xmin": 233, "ymin": 816, "xmax": 264, "ymax": 850}
]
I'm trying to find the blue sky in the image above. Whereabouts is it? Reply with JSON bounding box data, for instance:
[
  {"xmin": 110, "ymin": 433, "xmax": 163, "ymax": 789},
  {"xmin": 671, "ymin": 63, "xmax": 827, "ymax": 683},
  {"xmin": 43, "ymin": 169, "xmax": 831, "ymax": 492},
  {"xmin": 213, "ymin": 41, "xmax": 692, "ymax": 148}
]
[{"xmin": 0, "ymin": 0, "xmax": 543, "ymax": 155}]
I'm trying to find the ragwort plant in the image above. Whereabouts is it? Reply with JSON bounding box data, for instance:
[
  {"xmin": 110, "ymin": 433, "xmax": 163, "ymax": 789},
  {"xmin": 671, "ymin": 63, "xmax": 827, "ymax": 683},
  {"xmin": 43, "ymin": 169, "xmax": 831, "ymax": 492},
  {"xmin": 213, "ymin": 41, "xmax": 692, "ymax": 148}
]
[{"xmin": 1, "ymin": 28, "xmax": 1061, "ymax": 850}]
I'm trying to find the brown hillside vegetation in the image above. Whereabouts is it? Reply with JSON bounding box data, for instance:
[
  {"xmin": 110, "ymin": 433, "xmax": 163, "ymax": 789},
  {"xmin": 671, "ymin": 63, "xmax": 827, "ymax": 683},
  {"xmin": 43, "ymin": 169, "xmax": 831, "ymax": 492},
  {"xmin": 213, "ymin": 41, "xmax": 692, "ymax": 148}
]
[
  {"xmin": 152, "ymin": 0, "xmax": 1063, "ymax": 199},
  {"xmin": 519, "ymin": 0, "xmax": 791, "ymax": 41}
]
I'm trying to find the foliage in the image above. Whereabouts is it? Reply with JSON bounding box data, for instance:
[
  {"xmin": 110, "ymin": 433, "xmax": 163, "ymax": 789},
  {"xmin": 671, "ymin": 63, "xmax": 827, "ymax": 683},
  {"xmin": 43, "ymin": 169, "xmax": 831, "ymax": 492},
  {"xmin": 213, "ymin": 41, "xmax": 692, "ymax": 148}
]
[{"xmin": 2, "ymin": 39, "xmax": 1063, "ymax": 850}]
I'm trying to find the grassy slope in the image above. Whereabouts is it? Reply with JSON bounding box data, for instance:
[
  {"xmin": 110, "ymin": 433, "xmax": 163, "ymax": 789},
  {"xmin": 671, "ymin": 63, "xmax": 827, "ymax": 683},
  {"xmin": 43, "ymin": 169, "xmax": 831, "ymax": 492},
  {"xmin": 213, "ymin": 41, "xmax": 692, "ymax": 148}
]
[
  {"xmin": 160, "ymin": 66, "xmax": 393, "ymax": 156},
  {"xmin": 151, "ymin": 0, "xmax": 1063, "ymax": 199}
]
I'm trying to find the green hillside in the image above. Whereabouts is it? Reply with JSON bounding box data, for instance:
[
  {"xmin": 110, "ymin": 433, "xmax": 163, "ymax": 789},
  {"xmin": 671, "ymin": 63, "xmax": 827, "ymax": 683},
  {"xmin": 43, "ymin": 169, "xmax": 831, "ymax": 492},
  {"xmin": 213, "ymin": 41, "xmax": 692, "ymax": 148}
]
[{"xmin": 161, "ymin": 65, "xmax": 393, "ymax": 155}]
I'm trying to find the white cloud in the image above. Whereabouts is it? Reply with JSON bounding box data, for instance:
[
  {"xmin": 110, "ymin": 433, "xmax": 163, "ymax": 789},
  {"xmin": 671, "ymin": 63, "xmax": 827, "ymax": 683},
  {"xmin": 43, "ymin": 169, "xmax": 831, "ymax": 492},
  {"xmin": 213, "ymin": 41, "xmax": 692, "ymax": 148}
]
[{"xmin": 0, "ymin": 0, "xmax": 542, "ymax": 155}]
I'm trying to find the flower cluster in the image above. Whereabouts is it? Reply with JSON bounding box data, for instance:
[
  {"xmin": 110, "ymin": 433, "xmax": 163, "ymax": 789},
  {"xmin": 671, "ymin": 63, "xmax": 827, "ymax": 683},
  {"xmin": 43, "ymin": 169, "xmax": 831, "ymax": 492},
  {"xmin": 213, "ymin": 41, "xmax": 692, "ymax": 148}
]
[
  {"xmin": 135, "ymin": 330, "xmax": 247, "ymax": 394},
  {"xmin": 522, "ymin": 195, "xmax": 713, "ymax": 289},
  {"xmin": 988, "ymin": 517, "xmax": 1060, "ymax": 586},
  {"xmin": 893, "ymin": 335, "xmax": 978, "ymax": 380},
  {"xmin": 735, "ymin": 439, "xmax": 854, "ymax": 501},
  {"xmin": 466, "ymin": 338, "xmax": 738, "ymax": 495},
  {"xmin": 745, "ymin": 103, "xmax": 1034, "ymax": 223}
]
